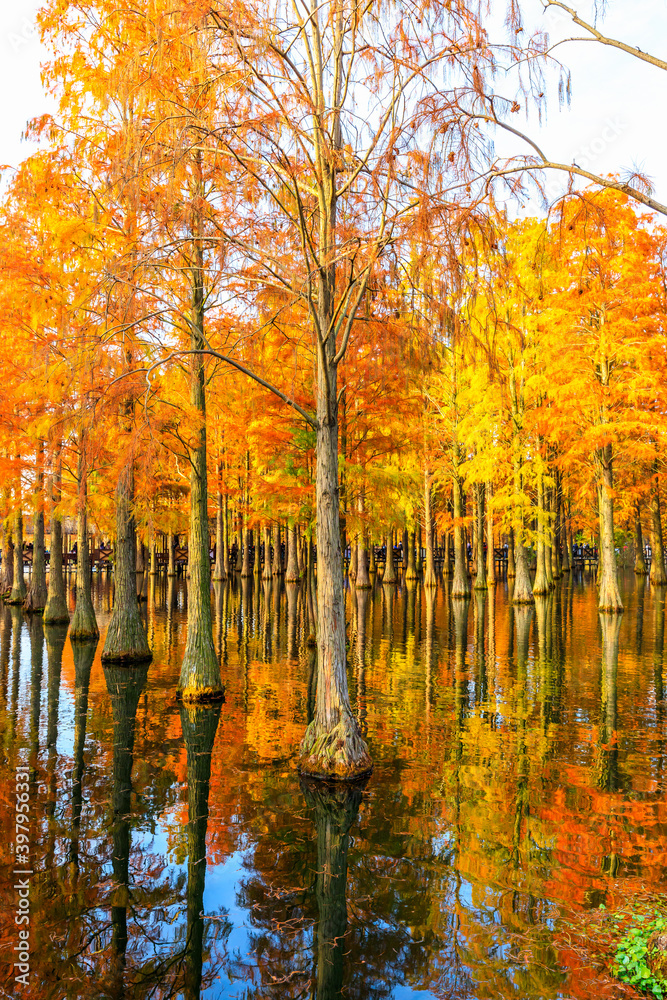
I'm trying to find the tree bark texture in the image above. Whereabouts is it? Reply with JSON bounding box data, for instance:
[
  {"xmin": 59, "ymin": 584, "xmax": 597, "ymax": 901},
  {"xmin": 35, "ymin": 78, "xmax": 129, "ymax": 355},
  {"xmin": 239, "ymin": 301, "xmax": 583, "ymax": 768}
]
[
  {"xmin": 597, "ymin": 454, "xmax": 624, "ymax": 612},
  {"xmin": 423, "ymin": 472, "xmax": 437, "ymax": 588},
  {"xmin": 452, "ymin": 477, "xmax": 470, "ymax": 598},
  {"xmin": 272, "ymin": 523, "xmax": 282, "ymax": 576},
  {"xmin": 650, "ymin": 466, "xmax": 667, "ymax": 586},
  {"xmin": 474, "ymin": 484, "xmax": 487, "ymax": 590},
  {"xmin": 299, "ymin": 341, "xmax": 371, "ymax": 780},
  {"xmin": 405, "ymin": 529, "xmax": 417, "ymax": 580},
  {"xmin": 102, "ymin": 463, "xmax": 152, "ymax": 662},
  {"xmin": 212, "ymin": 485, "xmax": 226, "ymax": 581},
  {"xmin": 285, "ymin": 522, "xmax": 300, "ymax": 581},
  {"xmin": 486, "ymin": 482, "xmax": 496, "ymax": 587},
  {"xmin": 7, "ymin": 509, "xmax": 26, "ymax": 605},
  {"xmin": 355, "ymin": 532, "xmax": 371, "ymax": 589},
  {"xmin": 383, "ymin": 531, "xmax": 397, "ymax": 584},
  {"xmin": 178, "ymin": 241, "xmax": 224, "ymax": 702},
  {"xmin": 70, "ymin": 444, "xmax": 99, "ymax": 641},
  {"xmin": 634, "ymin": 503, "xmax": 647, "ymax": 574},
  {"xmin": 533, "ymin": 474, "xmax": 549, "ymax": 596}
]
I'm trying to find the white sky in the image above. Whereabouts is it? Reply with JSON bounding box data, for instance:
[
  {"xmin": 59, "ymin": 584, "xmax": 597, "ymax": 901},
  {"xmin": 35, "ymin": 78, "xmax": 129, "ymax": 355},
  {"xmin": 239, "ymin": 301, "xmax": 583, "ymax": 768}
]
[{"xmin": 0, "ymin": 0, "xmax": 666, "ymax": 215}]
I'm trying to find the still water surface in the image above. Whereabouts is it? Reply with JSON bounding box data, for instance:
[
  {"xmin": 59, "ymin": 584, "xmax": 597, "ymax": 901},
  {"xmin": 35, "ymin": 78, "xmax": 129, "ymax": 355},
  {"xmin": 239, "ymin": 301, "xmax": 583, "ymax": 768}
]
[{"xmin": 0, "ymin": 570, "xmax": 665, "ymax": 999}]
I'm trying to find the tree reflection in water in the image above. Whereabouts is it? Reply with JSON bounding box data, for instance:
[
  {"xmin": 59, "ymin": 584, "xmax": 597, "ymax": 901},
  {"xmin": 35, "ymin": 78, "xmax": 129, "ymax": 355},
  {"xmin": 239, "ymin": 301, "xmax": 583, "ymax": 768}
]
[
  {"xmin": 302, "ymin": 778, "xmax": 366, "ymax": 1000},
  {"xmin": 2, "ymin": 575, "xmax": 667, "ymax": 1000}
]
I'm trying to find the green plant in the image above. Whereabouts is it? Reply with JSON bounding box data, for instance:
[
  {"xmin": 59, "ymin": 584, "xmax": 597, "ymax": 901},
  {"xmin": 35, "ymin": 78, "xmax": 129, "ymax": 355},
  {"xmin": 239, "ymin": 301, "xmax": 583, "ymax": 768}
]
[{"xmin": 614, "ymin": 916, "xmax": 667, "ymax": 998}]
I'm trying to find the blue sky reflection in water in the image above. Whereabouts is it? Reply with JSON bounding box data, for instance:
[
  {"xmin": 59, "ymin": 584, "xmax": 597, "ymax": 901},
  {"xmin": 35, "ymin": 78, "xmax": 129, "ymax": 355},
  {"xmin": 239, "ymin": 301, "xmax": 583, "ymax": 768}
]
[{"xmin": 0, "ymin": 569, "xmax": 665, "ymax": 999}]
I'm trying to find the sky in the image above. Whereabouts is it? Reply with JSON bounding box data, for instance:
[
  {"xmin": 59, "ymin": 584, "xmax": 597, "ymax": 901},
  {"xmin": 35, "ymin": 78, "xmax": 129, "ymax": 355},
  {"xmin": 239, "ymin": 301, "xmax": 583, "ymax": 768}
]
[{"xmin": 0, "ymin": 0, "xmax": 666, "ymax": 216}]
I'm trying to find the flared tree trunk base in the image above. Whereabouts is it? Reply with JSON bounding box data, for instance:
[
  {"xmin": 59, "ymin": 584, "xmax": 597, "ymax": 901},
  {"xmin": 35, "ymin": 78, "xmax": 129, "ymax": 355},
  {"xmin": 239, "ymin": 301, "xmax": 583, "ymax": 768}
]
[
  {"xmin": 24, "ymin": 582, "xmax": 48, "ymax": 614},
  {"xmin": 299, "ymin": 712, "xmax": 372, "ymax": 782},
  {"xmin": 5, "ymin": 582, "xmax": 27, "ymax": 606},
  {"xmin": 44, "ymin": 605, "xmax": 70, "ymax": 624},
  {"xmin": 178, "ymin": 627, "xmax": 224, "ymax": 703},
  {"xmin": 70, "ymin": 623, "xmax": 100, "ymax": 642},
  {"xmin": 102, "ymin": 614, "xmax": 153, "ymax": 663},
  {"xmin": 598, "ymin": 577, "xmax": 624, "ymax": 613},
  {"xmin": 70, "ymin": 599, "xmax": 100, "ymax": 642},
  {"xmin": 451, "ymin": 566, "xmax": 470, "ymax": 599}
]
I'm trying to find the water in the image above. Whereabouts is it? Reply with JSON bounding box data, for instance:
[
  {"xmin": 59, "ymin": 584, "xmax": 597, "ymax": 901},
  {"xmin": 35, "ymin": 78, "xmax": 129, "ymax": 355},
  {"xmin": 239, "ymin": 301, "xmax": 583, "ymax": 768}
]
[{"xmin": 0, "ymin": 569, "xmax": 665, "ymax": 999}]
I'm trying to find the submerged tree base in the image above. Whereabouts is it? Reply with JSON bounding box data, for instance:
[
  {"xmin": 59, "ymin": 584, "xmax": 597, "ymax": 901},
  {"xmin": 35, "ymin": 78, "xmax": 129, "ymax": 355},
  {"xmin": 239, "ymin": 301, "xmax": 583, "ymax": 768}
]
[
  {"xmin": 70, "ymin": 618, "xmax": 100, "ymax": 642},
  {"xmin": 299, "ymin": 713, "xmax": 373, "ymax": 782},
  {"xmin": 176, "ymin": 685, "xmax": 226, "ymax": 704},
  {"xmin": 102, "ymin": 613, "xmax": 152, "ymax": 663},
  {"xmin": 43, "ymin": 600, "xmax": 70, "ymax": 625}
]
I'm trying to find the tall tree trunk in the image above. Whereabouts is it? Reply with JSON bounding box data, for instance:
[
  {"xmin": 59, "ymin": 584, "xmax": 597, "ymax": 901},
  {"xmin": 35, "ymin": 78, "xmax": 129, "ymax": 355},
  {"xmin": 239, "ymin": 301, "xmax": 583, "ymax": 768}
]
[
  {"xmin": 552, "ymin": 479, "xmax": 562, "ymax": 579},
  {"xmin": 452, "ymin": 476, "xmax": 470, "ymax": 598},
  {"xmin": 135, "ymin": 534, "xmax": 145, "ymax": 574},
  {"xmin": 102, "ymin": 460, "xmax": 152, "ymax": 662},
  {"xmin": 261, "ymin": 524, "xmax": 271, "ymax": 580},
  {"xmin": 223, "ymin": 494, "xmax": 230, "ymax": 578},
  {"xmin": 348, "ymin": 535, "xmax": 357, "ymax": 581},
  {"xmin": 561, "ymin": 492, "xmax": 571, "ymax": 574},
  {"xmin": 423, "ymin": 470, "xmax": 436, "ymax": 588},
  {"xmin": 507, "ymin": 526, "xmax": 516, "ymax": 579},
  {"xmin": 510, "ymin": 366, "xmax": 532, "ymax": 603},
  {"xmin": 297, "ymin": 525, "xmax": 305, "ymax": 577},
  {"xmin": 634, "ymin": 502, "xmax": 647, "ymax": 575},
  {"xmin": 485, "ymin": 481, "xmax": 496, "ymax": 587},
  {"xmin": 178, "ymin": 223, "xmax": 223, "ymax": 702},
  {"xmin": 285, "ymin": 522, "xmax": 300, "ymax": 581},
  {"xmin": 272, "ymin": 522, "xmax": 282, "ymax": 576},
  {"xmin": 533, "ymin": 473, "xmax": 549, "ymax": 596},
  {"xmin": 405, "ymin": 528, "xmax": 417, "ymax": 580},
  {"xmin": 298, "ymin": 124, "xmax": 370, "ymax": 780},
  {"xmin": 44, "ymin": 446, "xmax": 68, "ymax": 624},
  {"xmin": 7, "ymin": 508, "xmax": 27, "ymax": 606},
  {"xmin": 241, "ymin": 519, "xmax": 252, "ymax": 577},
  {"xmin": 597, "ymin": 450, "xmax": 624, "ymax": 612},
  {"xmin": 24, "ymin": 443, "xmax": 48, "ymax": 613},
  {"xmin": 474, "ymin": 483, "xmax": 487, "ymax": 590},
  {"xmin": 544, "ymin": 485, "xmax": 554, "ymax": 590},
  {"xmin": 384, "ymin": 531, "xmax": 398, "ymax": 584},
  {"xmin": 70, "ymin": 444, "xmax": 99, "ymax": 641},
  {"xmin": 650, "ymin": 464, "xmax": 667, "ymax": 586},
  {"xmin": 149, "ymin": 533, "xmax": 158, "ymax": 576},
  {"xmin": 368, "ymin": 536, "xmax": 376, "ymax": 575},
  {"xmin": 0, "ymin": 520, "xmax": 14, "ymax": 596},
  {"xmin": 355, "ymin": 531, "xmax": 371, "ymax": 589},
  {"xmin": 212, "ymin": 486, "xmax": 226, "ymax": 581},
  {"xmin": 167, "ymin": 531, "xmax": 176, "ymax": 577},
  {"xmin": 299, "ymin": 319, "xmax": 371, "ymax": 780}
]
